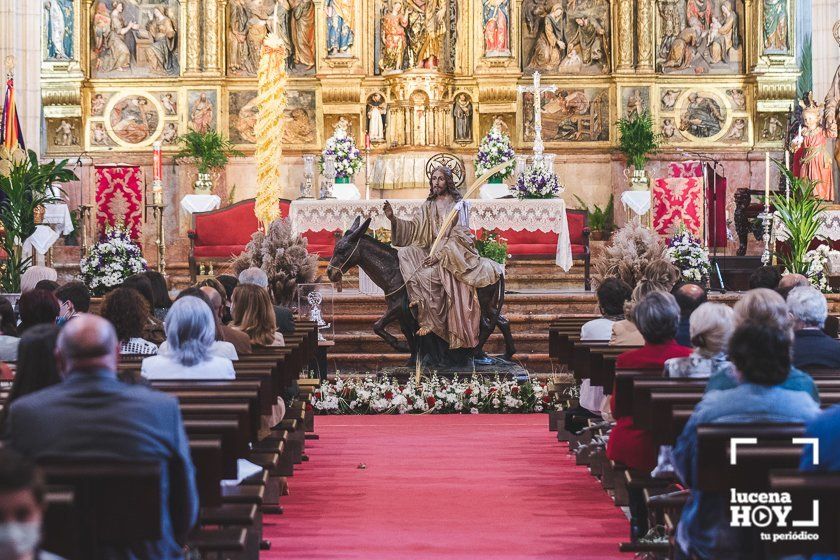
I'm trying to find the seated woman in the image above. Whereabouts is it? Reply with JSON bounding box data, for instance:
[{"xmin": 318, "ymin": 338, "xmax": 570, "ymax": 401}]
[
  {"xmin": 122, "ymin": 274, "xmax": 166, "ymax": 344},
  {"xmin": 157, "ymin": 288, "xmax": 239, "ymax": 360},
  {"xmin": 665, "ymin": 302, "xmax": 734, "ymax": 379},
  {"xmin": 144, "ymin": 270, "xmax": 173, "ymax": 322},
  {"xmin": 19, "ymin": 266, "xmax": 57, "ymax": 294},
  {"xmin": 0, "ymin": 324, "xmax": 60, "ymax": 427},
  {"xmin": 609, "ymin": 260, "xmax": 680, "ymax": 346},
  {"xmin": 141, "ymin": 296, "xmax": 235, "ymax": 380},
  {"xmin": 230, "ymin": 284, "xmax": 285, "ymax": 348},
  {"xmin": 0, "ymin": 296, "xmax": 19, "ymax": 362},
  {"xmin": 100, "ymin": 287, "xmax": 159, "ymax": 355},
  {"xmin": 17, "ymin": 290, "xmax": 60, "ymax": 334}
]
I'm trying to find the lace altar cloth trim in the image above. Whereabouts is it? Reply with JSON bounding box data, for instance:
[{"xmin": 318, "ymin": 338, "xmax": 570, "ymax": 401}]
[
  {"xmin": 775, "ymin": 209, "xmax": 840, "ymax": 242},
  {"xmin": 289, "ymin": 198, "xmax": 573, "ymax": 270}
]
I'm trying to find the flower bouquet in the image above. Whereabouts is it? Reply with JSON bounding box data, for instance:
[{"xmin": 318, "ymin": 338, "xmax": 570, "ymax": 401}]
[
  {"xmin": 803, "ymin": 244, "xmax": 839, "ymax": 293},
  {"xmin": 664, "ymin": 227, "xmax": 710, "ymax": 284},
  {"xmin": 80, "ymin": 225, "xmax": 147, "ymax": 296},
  {"xmin": 310, "ymin": 373, "xmax": 560, "ymax": 415},
  {"xmin": 513, "ymin": 164, "xmax": 563, "ymax": 199},
  {"xmin": 320, "ymin": 127, "xmax": 362, "ymax": 182},
  {"xmin": 475, "ymin": 126, "xmax": 515, "ymax": 183},
  {"xmin": 475, "ymin": 231, "xmax": 509, "ymax": 265}
]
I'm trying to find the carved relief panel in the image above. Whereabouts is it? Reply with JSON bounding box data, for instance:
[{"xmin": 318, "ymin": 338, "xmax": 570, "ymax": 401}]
[{"xmin": 520, "ymin": 87, "xmax": 610, "ymax": 143}]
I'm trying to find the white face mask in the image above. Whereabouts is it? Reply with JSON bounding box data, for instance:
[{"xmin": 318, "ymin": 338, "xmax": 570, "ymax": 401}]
[{"xmin": 0, "ymin": 521, "xmax": 41, "ymax": 557}]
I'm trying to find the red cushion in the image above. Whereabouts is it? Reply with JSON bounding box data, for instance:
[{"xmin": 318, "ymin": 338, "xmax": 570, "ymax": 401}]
[
  {"xmin": 193, "ymin": 200, "xmax": 259, "ymax": 247},
  {"xmin": 194, "ymin": 245, "xmax": 250, "ymax": 258},
  {"xmin": 507, "ymin": 243, "xmax": 556, "ymax": 256},
  {"xmin": 302, "ymin": 230, "xmax": 339, "ymax": 259},
  {"xmin": 570, "ymin": 243, "xmax": 587, "ymax": 256},
  {"xmin": 307, "ymin": 244, "xmax": 335, "ymax": 258},
  {"xmin": 567, "ymin": 212, "xmax": 587, "ymax": 245}
]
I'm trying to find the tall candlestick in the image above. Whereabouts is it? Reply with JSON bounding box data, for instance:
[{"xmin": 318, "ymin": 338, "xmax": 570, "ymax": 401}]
[
  {"xmin": 152, "ymin": 142, "xmax": 163, "ymax": 204},
  {"xmin": 764, "ymin": 152, "xmax": 770, "ymax": 201}
]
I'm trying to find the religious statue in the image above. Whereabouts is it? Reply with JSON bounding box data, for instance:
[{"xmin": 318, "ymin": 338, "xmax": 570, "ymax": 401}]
[
  {"xmin": 662, "ymin": 118, "xmax": 676, "ymax": 139},
  {"xmin": 679, "ymin": 93, "xmax": 725, "ymax": 138},
  {"xmin": 763, "ymin": 0, "xmax": 788, "ymax": 52},
  {"xmin": 483, "ymin": 0, "xmax": 511, "ymax": 57},
  {"xmin": 567, "ymin": 16, "xmax": 608, "ymax": 70},
  {"xmin": 162, "ymin": 123, "xmax": 178, "ymax": 145},
  {"xmin": 162, "ymin": 93, "xmax": 177, "ymax": 115},
  {"xmin": 189, "ymin": 93, "xmax": 214, "ymax": 133},
  {"xmin": 271, "ymin": 0, "xmax": 294, "ymax": 54},
  {"xmin": 283, "ymin": 108, "xmax": 316, "ymax": 144},
  {"xmin": 661, "ymin": 18, "xmax": 703, "ymax": 70},
  {"xmin": 142, "ymin": 7, "xmax": 178, "ymax": 75},
  {"xmin": 91, "ymin": 93, "xmax": 106, "ymax": 116},
  {"xmin": 46, "ymin": 0, "xmax": 72, "ymax": 60},
  {"xmin": 382, "ymin": 166, "xmax": 503, "ymax": 352},
  {"xmin": 452, "ymin": 94, "xmax": 473, "ymax": 143},
  {"xmin": 380, "ymin": 0, "xmax": 409, "ymax": 72},
  {"xmin": 626, "ymin": 89, "xmax": 644, "ymax": 118},
  {"xmin": 92, "ymin": 123, "xmax": 108, "ymax": 145},
  {"xmin": 326, "ymin": 0, "xmax": 354, "ymax": 55},
  {"xmin": 403, "ymin": 0, "xmax": 447, "ymax": 69},
  {"xmin": 792, "ymin": 93, "xmax": 835, "ymax": 201},
  {"xmin": 54, "ymin": 120, "xmax": 76, "ymax": 146},
  {"xmin": 527, "ymin": 3, "xmax": 566, "ymax": 70},
  {"xmin": 291, "ymin": 0, "xmax": 316, "ymax": 70},
  {"xmin": 98, "ymin": 2, "xmax": 138, "ymax": 73},
  {"xmin": 823, "ymin": 20, "xmax": 840, "ymax": 172},
  {"xmin": 228, "ymin": 0, "xmax": 253, "ymax": 74},
  {"xmin": 367, "ymin": 94, "xmax": 386, "ymax": 143}
]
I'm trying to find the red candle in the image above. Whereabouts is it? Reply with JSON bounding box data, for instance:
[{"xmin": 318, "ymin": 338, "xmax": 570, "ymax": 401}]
[
  {"xmin": 365, "ymin": 133, "xmax": 371, "ymax": 150},
  {"xmin": 153, "ymin": 142, "xmax": 162, "ymax": 182}
]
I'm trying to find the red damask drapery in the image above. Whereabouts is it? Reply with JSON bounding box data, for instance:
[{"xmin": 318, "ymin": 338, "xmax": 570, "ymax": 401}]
[{"xmin": 94, "ymin": 165, "xmax": 144, "ymax": 241}]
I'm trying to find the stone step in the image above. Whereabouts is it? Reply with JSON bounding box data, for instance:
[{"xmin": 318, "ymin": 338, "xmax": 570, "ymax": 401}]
[
  {"xmin": 330, "ymin": 331, "xmax": 548, "ymax": 355},
  {"xmin": 329, "ymin": 312, "xmax": 568, "ymax": 332},
  {"xmin": 325, "ymin": 351, "xmax": 557, "ymax": 375}
]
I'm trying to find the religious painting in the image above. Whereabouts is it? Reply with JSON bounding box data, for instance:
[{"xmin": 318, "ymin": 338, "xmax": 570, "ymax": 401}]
[
  {"xmin": 762, "ymin": 0, "xmax": 788, "ymax": 54},
  {"xmin": 326, "ymin": 0, "xmax": 355, "ymax": 57},
  {"xmin": 90, "ymin": 92, "xmax": 112, "ymax": 116},
  {"xmin": 161, "ymin": 122, "xmax": 179, "ymax": 145},
  {"xmin": 325, "ymin": 114, "xmax": 360, "ymax": 142},
  {"xmin": 283, "ymin": 90, "xmax": 317, "ymax": 146},
  {"xmin": 620, "ymin": 87, "xmax": 650, "ymax": 119},
  {"xmin": 228, "ymin": 90, "xmax": 259, "ymax": 144},
  {"xmin": 107, "ymin": 94, "xmax": 162, "ymax": 146},
  {"xmin": 521, "ymin": 0, "xmax": 610, "ymax": 75},
  {"xmin": 375, "ymin": 0, "xmax": 456, "ymax": 72},
  {"xmin": 656, "ymin": 0, "xmax": 744, "ymax": 75},
  {"xmin": 45, "ymin": 0, "xmax": 73, "ymax": 60},
  {"xmin": 660, "ymin": 88, "xmax": 683, "ymax": 110},
  {"xmin": 660, "ymin": 117, "xmax": 685, "ymax": 142},
  {"xmin": 90, "ymin": 0, "xmax": 180, "ymax": 79},
  {"xmin": 483, "ymin": 0, "xmax": 511, "ymax": 57},
  {"xmin": 90, "ymin": 122, "xmax": 116, "ymax": 147},
  {"xmin": 522, "ymin": 88, "xmax": 610, "ymax": 142},
  {"xmin": 721, "ymin": 117, "xmax": 748, "ymax": 143},
  {"xmin": 187, "ymin": 90, "xmax": 217, "ymax": 133},
  {"xmin": 452, "ymin": 93, "xmax": 473, "ymax": 143},
  {"xmin": 159, "ymin": 92, "xmax": 178, "ymax": 115},
  {"xmin": 366, "ymin": 93, "xmax": 387, "ymax": 144},
  {"xmin": 674, "ymin": 90, "xmax": 730, "ymax": 141},
  {"xmin": 758, "ymin": 113, "xmax": 786, "ymax": 142},
  {"xmin": 46, "ymin": 118, "xmax": 82, "ymax": 151},
  {"xmin": 227, "ymin": 0, "xmax": 315, "ymax": 77},
  {"xmin": 479, "ymin": 114, "xmax": 513, "ymax": 138}
]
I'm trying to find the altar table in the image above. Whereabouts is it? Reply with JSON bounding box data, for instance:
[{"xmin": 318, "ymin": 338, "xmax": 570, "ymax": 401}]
[{"xmin": 289, "ymin": 198, "xmax": 573, "ymax": 270}]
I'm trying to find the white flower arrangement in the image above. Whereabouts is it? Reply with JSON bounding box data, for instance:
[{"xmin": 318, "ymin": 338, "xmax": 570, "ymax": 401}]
[
  {"xmin": 320, "ymin": 126, "xmax": 362, "ymax": 179},
  {"xmin": 665, "ymin": 227, "xmax": 710, "ymax": 284},
  {"xmin": 513, "ymin": 163, "xmax": 563, "ymax": 200},
  {"xmin": 310, "ymin": 373, "xmax": 558, "ymax": 415},
  {"xmin": 80, "ymin": 225, "xmax": 147, "ymax": 296},
  {"xmin": 803, "ymin": 244, "xmax": 839, "ymax": 293},
  {"xmin": 475, "ymin": 126, "xmax": 516, "ymax": 181}
]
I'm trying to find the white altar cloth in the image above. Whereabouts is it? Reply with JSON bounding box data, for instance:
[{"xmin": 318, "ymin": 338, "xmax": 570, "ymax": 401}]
[
  {"xmin": 43, "ymin": 203, "xmax": 73, "ymax": 235},
  {"xmin": 775, "ymin": 209, "xmax": 840, "ymax": 242},
  {"xmin": 180, "ymin": 194, "xmax": 221, "ymax": 215},
  {"xmin": 290, "ymin": 198, "xmax": 573, "ymax": 270}
]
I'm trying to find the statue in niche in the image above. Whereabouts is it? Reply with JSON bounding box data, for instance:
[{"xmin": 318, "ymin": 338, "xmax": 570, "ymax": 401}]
[
  {"xmin": 228, "ymin": 0, "xmax": 253, "ymax": 73},
  {"xmin": 762, "ymin": 0, "xmax": 788, "ymax": 52},
  {"xmin": 380, "ymin": 0, "xmax": 409, "ymax": 72},
  {"xmin": 405, "ymin": 0, "xmax": 447, "ymax": 69},
  {"xmin": 657, "ymin": 0, "xmax": 743, "ymax": 74},
  {"xmin": 367, "ymin": 94, "xmax": 387, "ymax": 143},
  {"xmin": 679, "ymin": 93, "xmax": 725, "ymax": 138},
  {"xmin": 792, "ymin": 94, "xmax": 835, "ymax": 201},
  {"xmin": 291, "ymin": 0, "xmax": 316, "ymax": 69},
  {"xmin": 452, "ymin": 94, "xmax": 473, "ymax": 143},
  {"xmin": 144, "ymin": 7, "xmax": 178, "ymax": 75},
  {"xmin": 54, "ymin": 120, "xmax": 77, "ymax": 146},
  {"xmin": 326, "ymin": 0, "xmax": 354, "ymax": 55},
  {"xmin": 524, "ymin": 0, "xmax": 610, "ymax": 74},
  {"xmin": 46, "ymin": 0, "xmax": 73, "ymax": 60},
  {"xmin": 483, "ymin": 0, "xmax": 511, "ymax": 57},
  {"xmin": 626, "ymin": 89, "xmax": 645, "ymax": 118}
]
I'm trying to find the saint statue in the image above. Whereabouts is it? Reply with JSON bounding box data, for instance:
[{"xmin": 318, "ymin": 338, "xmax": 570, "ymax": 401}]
[
  {"xmin": 383, "ymin": 166, "xmax": 502, "ymax": 351},
  {"xmin": 823, "ymin": 20, "xmax": 840, "ymax": 172},
  {"xmin": 326, "ymin": 0, "xmax": 354, "ymax": 55},
  {"xmin": 380, "ymin": 0, "xmax": 409, "ymax": 72},
  {"xmin": 452, "ymin": 94, "xmax": 472, "ymax": 142},
  {"xmin": 763, "ymin": 0, "xmax": 788, "ymax": 52},
  {"xmin": 367, "ymin": 94, "xmax": 386, "ymax": 143},
  {"xmin": 483, "ymin": 0, "xmax": 510, "ymax": 57},
  {"xmin": 143, "ymin": 7, "xmax": 178, "ymax": 75},
  {"xmin": 291, "ymin": 0, "xmax": 316, "ymax": 69},
  {"xmin": 792, "ymin": 93, "xmax": 835, "ymax": 201},
  {"xmin": 406, "ymin": 0, "xmax": 447, "ymax": 69},
  {"xmin": 189, "ymin": 93, "xmax": 214, "ymax": 133},
  {"xmin": 527, "ymin": 3, "xmax": 566, "ymax": 70}
]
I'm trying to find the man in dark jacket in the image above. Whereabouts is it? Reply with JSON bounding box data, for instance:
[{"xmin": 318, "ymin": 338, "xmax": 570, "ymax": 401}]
[
  {"xmin": 788, "ymin": 285, "xmax": 840, "ymax": 371},
  {"xmin": 672, "ymin": 282, "xmax": 707, "ymax": 347}
]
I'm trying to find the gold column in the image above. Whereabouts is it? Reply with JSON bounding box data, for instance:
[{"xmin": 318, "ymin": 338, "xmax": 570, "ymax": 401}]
[
  {"xmin": 636, "ymin": 0, "xmax": 654, "ymax": 72},
  {"xmin": 204, "ymin": 0, "xmax": 222, "ymax": 75},
  {"xmin": 184, "ymin": 0, "xmax": 203, "ymax": 75},
  {"xmin": 616, "ymin": 0, "xmax": 635, "ymax": 72}
]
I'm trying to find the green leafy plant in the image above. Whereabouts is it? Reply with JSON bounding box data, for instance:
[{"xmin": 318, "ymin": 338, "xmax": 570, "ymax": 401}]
[
  {"xmin": 475, "ymin": 231, "xmax": 509, "ymax": 265},
  {"xmin": 772, "ymin": 163, "xmax": 828, "ymax": 275},
  {"xmin": 573, "ymin": 193, "xmax": 614, "ymax": 233},
  {"xmin": 617, "ymin": 111, "xmax": 661, "ymax": 170},
  {"xmin": 0, "ymin": 147, "xmax": 78, "ymax": 292},
  {"xmin": 174, "ymin": 129, "xmax": 243, "ymax": 174}
]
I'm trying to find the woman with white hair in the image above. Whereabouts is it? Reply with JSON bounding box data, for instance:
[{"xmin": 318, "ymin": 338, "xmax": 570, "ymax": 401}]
[
  {"xmin": 19, "ymin": 266, "xmax": 57, "ymax": 294},
  {"xmin": 141, "ymin": 296, "xmax": 235, "ymax": 380},
  {"xmin": 665, "ymin": 302, "xmax": 735, "ymax": 378}
]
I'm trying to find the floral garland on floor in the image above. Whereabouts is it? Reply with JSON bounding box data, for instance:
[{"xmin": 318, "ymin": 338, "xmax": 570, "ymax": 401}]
[
  {"xmin": 665, "ymin": 227, "xmax": 710, "ymax": 284},
  {"xmin": 80, "ymin": 225, "xmax": 147, "ymax": 296},
  {"xmin": 310, "ymin": 374, "xmax": 560, "ymax": 414}
]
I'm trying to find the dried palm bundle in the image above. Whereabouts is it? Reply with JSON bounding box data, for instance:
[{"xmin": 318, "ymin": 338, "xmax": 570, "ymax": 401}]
[
  {"xmin": 231, "ymin": 218, "xmax": 320, "ymax": 306},
  {"xmin": 592, "ymin": 220, "xmax": 666, "ymax": 289}
]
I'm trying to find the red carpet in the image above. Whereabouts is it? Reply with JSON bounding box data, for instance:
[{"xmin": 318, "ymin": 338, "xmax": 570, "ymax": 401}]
[{"xmin": 264, "ymin": 415, "xmax": 629, "ymax": 559}]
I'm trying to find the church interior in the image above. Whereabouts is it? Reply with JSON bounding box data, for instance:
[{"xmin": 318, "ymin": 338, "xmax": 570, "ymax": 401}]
[{"xmin": 0, "ymin": 0, "xmax": 839, "ymax": 557}]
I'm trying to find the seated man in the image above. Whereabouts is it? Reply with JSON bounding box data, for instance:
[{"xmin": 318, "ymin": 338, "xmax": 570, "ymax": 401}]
[
  {"xmin": 672, "ymin": 282, "xmax": 707, "ymax": 347},
  {"xmin": 788, "ymin": 285, "xmax": 840, "ymax": 370},
  {"xmin": 776, "ymin": 272, "xmax": 809, "ymax": 300},
  {"xmin": 748, "ymin": 265, "xmax": 781, "ymax": 290},
  {"xmin": 673, "ymin": 321, "xmax": 819, "ymax": 560},
  {"xmin": 3, "ymin": 314, "xmax": 198, "ymax": 559},
  {"xmin": 54, "ymin": 281, "xmax": 91, "ymax": 325},
  {"xmin": 384, "ymin": 166, "xmax": 502, "ymax": 356}
]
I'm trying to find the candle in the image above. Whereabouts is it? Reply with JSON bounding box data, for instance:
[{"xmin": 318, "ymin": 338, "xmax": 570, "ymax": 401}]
[
  {"xmin": 365, "ymin": 133, "xmax": 371, "ymax": 150},
  {"xmin": 765, "ymin": 151, "xmax": 770, "ymax": 202},
  {"xmin": 153, "ymin": 142, "xmax": 162, "ymax": 183}
]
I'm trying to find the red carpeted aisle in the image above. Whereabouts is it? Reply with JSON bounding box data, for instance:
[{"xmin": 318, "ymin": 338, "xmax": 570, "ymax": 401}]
[{"xmin": 264, "ymin": 415, "xmax": 629, "ymax": 559}]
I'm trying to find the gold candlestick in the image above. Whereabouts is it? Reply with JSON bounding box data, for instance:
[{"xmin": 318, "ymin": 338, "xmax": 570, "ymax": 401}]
[{"xmin": 145, "ymin": 202, "xmax": 166, "ymax": 274}]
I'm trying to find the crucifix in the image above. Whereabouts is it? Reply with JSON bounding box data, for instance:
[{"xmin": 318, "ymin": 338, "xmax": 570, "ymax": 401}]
[{"xmin": 517, "ymin": 72, "xmax": 557, "ymax": 162}]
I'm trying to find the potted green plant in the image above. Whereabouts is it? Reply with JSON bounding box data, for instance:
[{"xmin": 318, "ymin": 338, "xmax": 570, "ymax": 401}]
[
  {"xmin": 772, "ymin": 164, "xmax": 829, "ymax": 276},
  {"xmin": 174, "ymin": 129, "xmax": 243, "ymax": 194},
  {"xmin": 616, "ymin": 111, "xmax": 660, "ymax": 191},
  {"xmin": 475, "ymin": 231, "xmax": 509, "ymax": 264},
  {"xmin": 573, "ymin": 194, "xmax": 614, "ymax": 241},
  {"xmin": 0, "ymin": 147, "xmax": 78, "ymax": 292}
]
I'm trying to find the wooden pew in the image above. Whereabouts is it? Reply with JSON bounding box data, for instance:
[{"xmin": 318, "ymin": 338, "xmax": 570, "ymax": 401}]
[{"xmin": 767, "ymin": 471, "xmax": 840, "ymax": 556}]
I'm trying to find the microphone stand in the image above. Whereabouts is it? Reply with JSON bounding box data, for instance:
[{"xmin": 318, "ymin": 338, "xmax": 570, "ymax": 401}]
[{"xmin": 679, "ymin": 150, "xmax": 726, "ymax": 293}]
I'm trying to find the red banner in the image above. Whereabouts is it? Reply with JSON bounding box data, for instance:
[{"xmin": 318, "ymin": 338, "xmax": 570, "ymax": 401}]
[
  {"xmin": 94, "ymin": 165, "xmax": 144, "ymax": 241},
  {"xmin": 653, "ymin": 176, "xmax": 703, "ymax": 237}
]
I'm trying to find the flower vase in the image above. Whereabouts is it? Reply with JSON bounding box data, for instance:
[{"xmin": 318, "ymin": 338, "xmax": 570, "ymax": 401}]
[
  {"xmin": 625, "ymin": 167, "xmax": 649, "ymax": 191},
  {"xmin": 488, "ymin": 174, "xmax": 504, "ymax": 184},
  {"xmin": 194, "ymin": 172, "xmax": 213, "ymax": 194},
  {"xmin": 335, "ymin": 176, "xmax": 350, "ymax": 184}
]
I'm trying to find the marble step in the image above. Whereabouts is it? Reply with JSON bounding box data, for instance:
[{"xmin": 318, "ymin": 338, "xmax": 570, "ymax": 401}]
[
  {"xmin": 326, "ymin": 351, "xmax": 556, "ymax": 376},
  {"xmin": 330, "ymin": 331, "xmax": 548, "ymax": 355}
]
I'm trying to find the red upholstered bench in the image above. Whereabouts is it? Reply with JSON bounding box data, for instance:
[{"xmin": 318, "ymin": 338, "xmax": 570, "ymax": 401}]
[
  {"xmin": 475, "ymin": 208, "xmax": 590, "ymax": 290},
  {"xmin": 188, "ymin": 198, "xmax": 340, "ymax": 281}
]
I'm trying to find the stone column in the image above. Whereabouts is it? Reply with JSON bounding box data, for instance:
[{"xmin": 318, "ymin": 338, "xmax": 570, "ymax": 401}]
[
  {"xmin": 184, "ymin": 0, "xmax": 203, "ymax": 75},
  {"xmin": 616, "ymin": 0, "xmax": 635, "ymax": 72},
  {"xmin": 204, "ymin": 0, "xmax": 222, "ymax": 75},
  {"xmin": 636, "ymin": 0, "xmax": 654, "ymax": 72},
  {"xmin": 813, "ymin": 2, "xmax": 840, "ymax": 96}
]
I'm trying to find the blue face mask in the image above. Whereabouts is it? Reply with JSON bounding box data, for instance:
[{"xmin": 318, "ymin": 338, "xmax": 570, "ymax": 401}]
[
  {"xmin": 0, "ymin": 521, "xmax": 41, "ymax": 557},
  {"xmin": 56, "ymin": 316, "xmax": 68, "ymax": 327}
]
